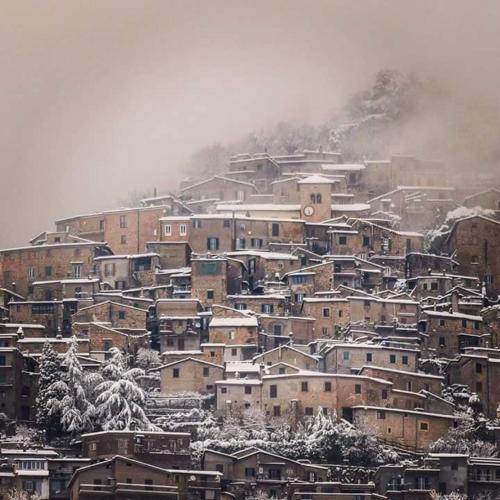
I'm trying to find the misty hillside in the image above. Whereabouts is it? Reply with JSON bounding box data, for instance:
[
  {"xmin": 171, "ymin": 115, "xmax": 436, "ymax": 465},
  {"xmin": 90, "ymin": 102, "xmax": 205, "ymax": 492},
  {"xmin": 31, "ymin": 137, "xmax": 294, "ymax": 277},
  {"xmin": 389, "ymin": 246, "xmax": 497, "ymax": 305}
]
[{"xmin": 184, "ymin": 70, "xmax": 435, "ymax": 180}]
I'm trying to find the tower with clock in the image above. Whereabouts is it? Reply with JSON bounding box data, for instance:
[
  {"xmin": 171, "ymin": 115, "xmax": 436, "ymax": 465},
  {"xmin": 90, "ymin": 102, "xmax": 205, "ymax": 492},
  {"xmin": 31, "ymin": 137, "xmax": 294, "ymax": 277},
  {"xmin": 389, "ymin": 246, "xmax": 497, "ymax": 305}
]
[{"xmin": 298, "ymin": 174, "xmax": 335, "ymax": 222}]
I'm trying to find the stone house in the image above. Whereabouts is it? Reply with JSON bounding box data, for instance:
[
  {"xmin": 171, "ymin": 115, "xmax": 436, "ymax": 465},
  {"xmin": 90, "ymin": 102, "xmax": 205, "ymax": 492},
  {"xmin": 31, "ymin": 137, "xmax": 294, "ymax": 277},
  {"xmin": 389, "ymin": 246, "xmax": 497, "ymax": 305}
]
[
  {"xmin": 446, "ymin": 353, "xmax": 500, "ymax": 418},
  {"xmin": 191, "ymin": 256, "xmax": 244, "ymax": 306},
  {"xmin": 300, "ymin": 297, "xmax": 350, "ymax": 338},
  {"xmin": 253, "ymin": 344, "xmax": 320, "ymax": 371},
  {"xmin": 159, "ymin": 357, "xmax": 224, "ymax": 395},
  {"xmin": 84, "ymin": 322, "xmax": 149, "ymax": 360},
  {"xmin": 94, "ymin": 253, "xmax": 160, "ymax": 289},
  {"xmin": 68, "ymin": 455, "xmax": 222, "ymax": 500},
  {"xmin": 0, "ymin": 347, "xmax": 37, "ymax": 422},
  {"xmin": 145, "ymin": 241, "xmax": 192, "ymax": 269},
  {"xmin": 81, "ymin": 430, "xmax": 191, "ymax": 469},
  {"xmin": 226, "ymin": 293, "xmax": 288, "ymax": 316},
  {"xmin": 202, "ymin": 448, "xmax": 328, "ymax": 499},
  {"xmin": 208, "ymin": 316, "xmax": 258, "ymax": 345},
  {"xmin": 359, "ymin": 366, "xmax": 443, "ymax": 395},
  {"xmin": 55, "ymin": 206, "xmax": 168, "ymax": 255},
  {"xmin": 187, "ymin": 214, "xmax": 306, "ymax": 254},
  {"xmin": 179, "ymin": 175, "xmax": 257, "ymax": 202},
  {"xmin": 444, "ymin": 215, "xmax": 500, "ymax": 297},
  {"xmin": 9, "ymin": 300, "xmax": 67, "ymax": 335},
  {"xmin": 322, "ymin": 343, "xmax": 419, "ymax": 374},
  {"xmin": 348, "ymin": 296, "xmax": 419, "ymax": 326},
  {"xmin": 421, "ymin": 310, "xmax": 485, "ymax": 358},
  {"xmin": 0, "ymin": 241, "xmax": 111, "ymax": 297},
  {"xmin": 352, "ymin": 406, "xmax": 460, "ymax": 452},
  {"xmin": 463, "ymin": 188, "xmax": 500, "ymax": 211},
  {"xmin": 258, "ymin": 315, "xmax": 315, "ymax": 347},
  {"xmin": 72, "ymin": 301, "xmax": 148, "ymax": 331}
]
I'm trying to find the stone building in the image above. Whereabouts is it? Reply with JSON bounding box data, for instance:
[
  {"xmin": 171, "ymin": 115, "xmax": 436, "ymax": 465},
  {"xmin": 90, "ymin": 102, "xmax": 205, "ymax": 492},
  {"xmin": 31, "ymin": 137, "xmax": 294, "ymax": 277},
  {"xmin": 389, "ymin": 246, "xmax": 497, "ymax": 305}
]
[
  {"xmin": 159, "ymin": 357, "xmax": 224, "ymax": 395},
  {"xmin": 0, "ymin": 241, "xmax": 111, "ymax": 297},
  {"xmin": 445, "ymin": 215, "xmax": 500, "ymax": 297},
  {"xmin": 55, "ymin": 206, "xmax": 168, "ymax": 255}
]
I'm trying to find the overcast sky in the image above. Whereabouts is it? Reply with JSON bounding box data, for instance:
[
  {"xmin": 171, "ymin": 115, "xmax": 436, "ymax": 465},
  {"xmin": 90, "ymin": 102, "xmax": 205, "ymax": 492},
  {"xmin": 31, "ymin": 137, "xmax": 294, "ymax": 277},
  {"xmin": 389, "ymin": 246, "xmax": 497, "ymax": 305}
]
[{"xmin": 1, "ymin": 0, "xmax": 500, "ymax": 247}]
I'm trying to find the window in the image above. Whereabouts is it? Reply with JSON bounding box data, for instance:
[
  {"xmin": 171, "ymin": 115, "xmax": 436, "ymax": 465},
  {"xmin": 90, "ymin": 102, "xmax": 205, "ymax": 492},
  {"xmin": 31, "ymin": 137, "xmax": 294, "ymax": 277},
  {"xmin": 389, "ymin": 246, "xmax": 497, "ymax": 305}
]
[
  {"xmin": 292, "ymin": 275, "xmax": 306, "ymax": 284},
  {"xmin": 173, "ymin": 368, "xmax": 180, "ymax": 378},
  {"xmin": 72, "ymin": 263, "xmax": 82, "ymax": 278},
  {"xmin": 271, "ymin": 223, "xmax": 280, "ymax": 237},
  {"xmin": 207, "ymin": 290, "xmax": 214, "ymax": 300},
  {"xmin": 381, "ymin": 389, "xmax": 388, "ymax": 400},
  {"xmin": 355, "ymin": 384, "xmax": 361, "ymax": 394},
  {"xmin": 121, "ymin": 235, "xmax": 127, "ymax": 244},
  {"xmin": 164, "ymin": 224, "xmax": 172, "ymax": 236},
  {"xmin": 439, "ymin": 336, "xmax": 446, "ymax": 346},
  {"xmin": 476, "ymin": 363, "xmax": 483, "ymax": 374},
  {"xmin": 31, "ymin": 303, "xmax": 55, "ymax": 314},
  {"xmin": 119, "ymin": 215, "xmax": 127, "ymax": 228},
  {"xmin": 323, "ymin": 308, "xmax": 330, "ymax": 318},
  {"xmin": 273, "ymin": 324, "xmax": 282, "ymax": 336},
  {"xmin": 301, "ymin": 381, "xmax": 309, "ymax": 392},
  {"xmin": 324, "ymin": 381, "xmax": 332, "ymax": 392},
  {"xmin": 305, "ymin": 407, "xmax": 314, "ymax": 416},
  {"xmin": 223, "ymin": 219, "xmax": 231, "ymax": 228},
  {"xmin": 118, "ymin": 311, "xmax": 126, "ymax": 320},
  {"xmin": 45, "ymin": 266, "xmax": 52, "ymax": 277},
  {"xmin": 270, "ymin": 385, "xmax": 277, "ymax": 398},
  {"xmin": 235, "ymin": 303, "xmax": 247, "ymax": 311},
  {"xmin": 245, "ymin": 468, "xmax": 256, "ymax": 477},
  {"xmin": 251, "ymin": 238, "xmax": 263, "ymax": 248},
  {"xmin": 439, "ymin": 319, "xmax": 446, "ymax": 327},
  {"xmin": 294, "ymin": 292, "xmax": 305, "ymax": 302},
  {"xmin": 278, "ymin": 367, "xmax": 285, "ymax": 374},
  {"xmin": 338, "ymin": 235, "xmax": 347, "ymax": 245},
  {"xmin": 193, "ymin": 219, "xmax": 201, "ymax": 229},
  {"xmin": 273, "ymin": 405, "xmax": 281, "ymax": 417},
  {"xmin": 474, "ymin": 321, "xmax": 480, "ymax": 330},
  {"xmin": 103, "ymin": 340, "xmax": 112, "ymax": 351},
  {"xmin": 220, "ymin": 387, "xmax": 227, "ymax": 394},
  {"xmin": 377, "ymin": 410, "xmax": 386, "ymax": 420},
  {"xmin": 431, "ymin": 282, "xmax": 438, "ymax": 291},
  {"xmin": 362, "ymin": 235, "xmax": 370, "ymax": 247},
  {"xmin": 28, "ymin": 267, "xmax": 36, "ymax": 280},
  {"xmin": 261, "ymin": 304, "xmax": 274, "ymax": 314},
  {"xmin": 207, "ymin": 237, "xmax": 219, "ymax": 251},
  {"xmin": 231, "ymin": 348, "xmax": 237, "ymax": 356},
  {"xmin": 389, "ymin": 354, "xmax": 396, "ymax": 364},
  {"xmin": 471, "ymin": 255, "xmax": 479, "ymax": 264},
  {"xmin": 236, "ymin": 238, "xmax": 246, "ymax": 249},
  {"xmin": 402, "ymin": 355, "xmax": 408, "ymax": 365},
  {"xmin": 343, "ymin": 351, "xmax": 350, "ymax": 360},
  {"xmin": 0, "ymin": 355, "xmax": 6, "ymax": 366},
  {"xmin": 203, "ymin": 367, "xmax": 209, "ymax": 377},
  {"xmin": 245, "ymin": 386, "xmax": 252, "ymax": 394},
  {"xmin": 419, "ymin": 422, "xmax": 429, "ymax": 431}
]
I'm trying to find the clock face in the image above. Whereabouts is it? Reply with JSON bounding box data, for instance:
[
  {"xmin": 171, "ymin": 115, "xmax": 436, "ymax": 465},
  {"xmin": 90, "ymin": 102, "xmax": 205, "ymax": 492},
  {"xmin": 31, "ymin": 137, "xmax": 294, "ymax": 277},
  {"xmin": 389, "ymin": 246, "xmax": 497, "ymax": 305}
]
[{"xmin": 303, "ymin": 205, "xmax": 315, "ymax": 217}]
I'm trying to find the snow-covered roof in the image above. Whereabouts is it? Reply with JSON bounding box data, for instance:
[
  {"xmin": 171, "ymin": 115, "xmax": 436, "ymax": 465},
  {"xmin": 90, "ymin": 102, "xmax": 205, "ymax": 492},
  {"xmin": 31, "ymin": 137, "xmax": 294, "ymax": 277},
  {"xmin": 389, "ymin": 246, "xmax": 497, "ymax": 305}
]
[
  {"xmin": 297, "ymin": 174, "xmax": 336, "ymax": 184},
  {"xmin": 209, "ymin": 317, "xmax": 258, "ymax": 328},
  {"xmin": 424, "ymin": 310, "xmax": 482, "ymax": 321},
  {"xmin": 331, "ymin": 203, "xmax": 371, "ymax": 211},
  {"xmin": 321, "ymin": 163, "xmax": 365, "ymax": 171}
]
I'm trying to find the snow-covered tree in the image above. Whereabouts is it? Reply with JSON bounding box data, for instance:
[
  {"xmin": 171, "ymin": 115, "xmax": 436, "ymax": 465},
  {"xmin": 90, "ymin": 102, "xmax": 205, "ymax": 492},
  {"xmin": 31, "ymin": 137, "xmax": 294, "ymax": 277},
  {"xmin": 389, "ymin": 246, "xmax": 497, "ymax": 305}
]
[
  {"xmin": 47, "ymin": 337, "xmax": 96, "ymax": 436},
  {"xmin": 135, "ymin": 347, "xmax": 161, "ymax": 371},
  {"xmin": 7, "ymin": 489, "xmax": 41, "ymax": 500},
  {"xmin": 35, "ymin": 342, "xmax": 63, "ymax": 437},
  {"xmin": 430, "ymin": 492, "xmax": 467, "ymax": 500},
  {"xmin": 95, "ymin": 348, "xmax": 157, "ymax": 431},
  {"xmin": 425, "ymin": 206, "xmax": 495, "ymax": 254}
]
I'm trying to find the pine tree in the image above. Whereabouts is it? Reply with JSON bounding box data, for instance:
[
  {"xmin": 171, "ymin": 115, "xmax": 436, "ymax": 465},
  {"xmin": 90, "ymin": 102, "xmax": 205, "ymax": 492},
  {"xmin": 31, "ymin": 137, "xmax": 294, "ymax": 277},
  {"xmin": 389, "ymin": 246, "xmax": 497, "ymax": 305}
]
[
  {"xmin": 47, "ymin": 337, "xmax": 96, "ymax": 436},
  {"xmin": 36, "ymin": 342, "xmax": 64, "ymax": 437},
  {"xmin": 95, "ymin": 347, "xmax": 156, "ymax": 431}
]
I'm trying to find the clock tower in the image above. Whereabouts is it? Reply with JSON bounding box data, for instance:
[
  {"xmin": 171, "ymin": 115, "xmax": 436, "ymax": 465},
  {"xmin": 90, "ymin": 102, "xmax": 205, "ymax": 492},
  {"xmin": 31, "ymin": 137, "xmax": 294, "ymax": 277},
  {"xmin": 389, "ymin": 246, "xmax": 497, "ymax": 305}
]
[{"xmin": 298, "ymin": 174, "xmax": 335, "ymax": 222}]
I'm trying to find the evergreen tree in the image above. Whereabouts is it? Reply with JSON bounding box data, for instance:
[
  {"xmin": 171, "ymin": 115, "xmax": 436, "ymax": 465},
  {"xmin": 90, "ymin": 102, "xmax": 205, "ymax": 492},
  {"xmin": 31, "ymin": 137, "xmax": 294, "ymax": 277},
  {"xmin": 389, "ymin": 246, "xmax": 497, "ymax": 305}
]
[
  {"xmin": 36, "ymin": 342, "xmax": 64, "ymax": 437},
  {"xmin": 95, "ymin": 347, "xmax": 156, "ymax": 431},
  {"xmin": 47, "ymin": 337, "xmax": 96, "ymax": 436}
]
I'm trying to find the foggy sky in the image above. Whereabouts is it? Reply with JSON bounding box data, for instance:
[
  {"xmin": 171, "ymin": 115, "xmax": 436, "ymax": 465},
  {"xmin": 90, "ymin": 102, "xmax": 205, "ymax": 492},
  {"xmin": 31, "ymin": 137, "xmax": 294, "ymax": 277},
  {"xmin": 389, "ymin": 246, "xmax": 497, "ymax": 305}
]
[{"xmin": 2, "ymin": 0, "xmax": 500, "ymax": 247}]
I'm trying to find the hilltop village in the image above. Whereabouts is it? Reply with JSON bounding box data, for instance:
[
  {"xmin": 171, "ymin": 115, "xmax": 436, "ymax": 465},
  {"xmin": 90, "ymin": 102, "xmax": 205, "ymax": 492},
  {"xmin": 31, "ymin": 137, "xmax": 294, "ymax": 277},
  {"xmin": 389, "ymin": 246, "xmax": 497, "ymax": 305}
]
[{"xmin": 1, "ymin": 149, "xmax": 500, "ymax": 500}]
